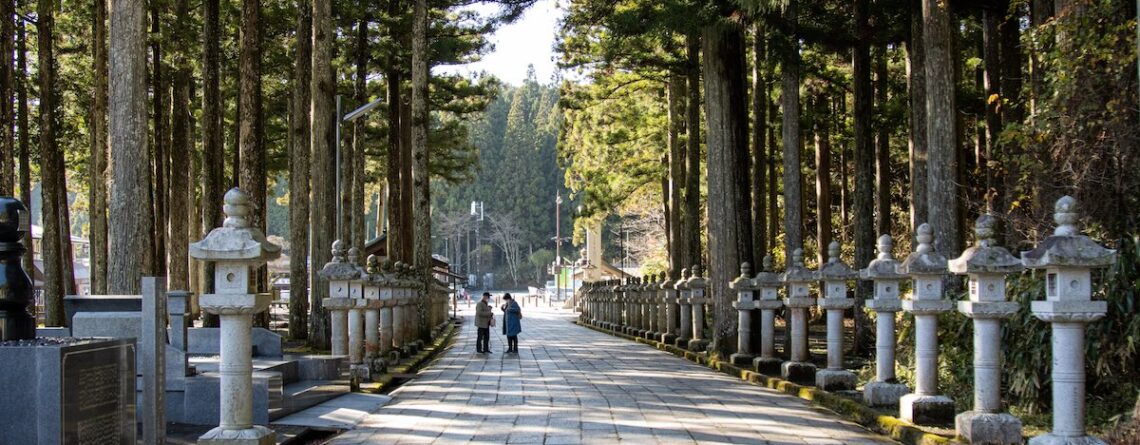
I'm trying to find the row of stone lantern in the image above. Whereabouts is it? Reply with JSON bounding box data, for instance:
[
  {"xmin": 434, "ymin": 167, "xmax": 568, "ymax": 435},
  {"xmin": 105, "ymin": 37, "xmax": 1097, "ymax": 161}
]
[
  {"xmin": 318, "ymin": 241, "xmax": 452, "ymax": 383},
  {"xmin": 579, "ymin": 196, "xmax": 1114, "ymax": 445}
]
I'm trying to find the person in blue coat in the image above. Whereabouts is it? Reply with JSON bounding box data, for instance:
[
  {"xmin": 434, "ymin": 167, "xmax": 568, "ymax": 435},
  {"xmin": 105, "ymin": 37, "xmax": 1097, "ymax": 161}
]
[{"xmin": 500, "ymin": 294, "xmax": 522, "ymax": 353}]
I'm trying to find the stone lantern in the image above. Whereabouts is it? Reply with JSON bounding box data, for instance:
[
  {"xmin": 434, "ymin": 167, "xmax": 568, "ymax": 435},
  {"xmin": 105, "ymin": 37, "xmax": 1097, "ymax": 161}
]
[
  {"xmin": 674, "ymin": 269, "xmax": 692, "ymax": 348},
  {"xmin": 0, "ymin": 197, "xmax": 35, "ymax": 341},
  {"xmin": 377, "ymin": 260, "xmax": 396, "ymax": 361},
  {"xmin": 660, "ymin": 274, "xmax": 678, "ymax": 344},
  {"xmin": 860, "ymin": 235, "xmax": 910, "ymax": 407},
  {"xmin": 729, "ymin": 263, "xmax": 758, "ymax": 366},
  {"xmin": 1022, "ymin": 197, "xmax": 1115, "ymax": 445},
  {"xmin": 362, "ymin": 255, "xmax": 382, "ymax": 370},
  {"xmin": 686, "ymin": 265, "xmax": 709, "ymax": 352},
  {"xmin": 318, "ymin": 241, "xmax": 356, "ymax": 358},
  {"xmin": 190, "ymin": 188, "xmax": 280, "ymax": 445},
  {"xmin": 898, "ymin": 224, "xmax": 955, "ymax": 425},
  {"xmin": 644, "ymin": 275, "xmax": 660, "ymax": 339},
  {"xmin": 950, "ymin": 214, "xmax": 1023, "ymax": 445},
  {"xmin": 345, "ymin": 248, "xmax": 367, "ymax": 381},
  {"xmin": 816, "ymin": 241, "xmax": 857, "ymax": 391},
  {"xmin": 753, "ymin": 255, "xmax": 785, "ymax": 376},
  {"xmin": 782, "ymin": 248, "xmax": 818, "ymax": 383}
]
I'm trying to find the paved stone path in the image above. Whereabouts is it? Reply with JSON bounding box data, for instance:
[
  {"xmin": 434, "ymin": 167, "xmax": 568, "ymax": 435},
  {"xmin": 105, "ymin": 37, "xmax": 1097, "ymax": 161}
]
[{"xmin": 330, "ymin": 304, "xmax": 896, "ymax": 445}]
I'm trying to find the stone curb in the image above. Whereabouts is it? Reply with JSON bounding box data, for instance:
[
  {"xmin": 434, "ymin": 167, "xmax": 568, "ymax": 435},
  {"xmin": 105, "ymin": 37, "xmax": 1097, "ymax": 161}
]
[{"xmin": 578, "ymin": 321, "xmax": 963, "ymax": 445}]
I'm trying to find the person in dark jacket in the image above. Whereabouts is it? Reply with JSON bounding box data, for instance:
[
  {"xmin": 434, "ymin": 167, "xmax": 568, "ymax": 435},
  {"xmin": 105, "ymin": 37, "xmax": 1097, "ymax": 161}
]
[
  {"xmin": 475, "ymin": 292, "xmax": 494, "ymax": 353},
  {"xmin": 500, "ymin": 294, "xmax": 522, "ymax": 353}
]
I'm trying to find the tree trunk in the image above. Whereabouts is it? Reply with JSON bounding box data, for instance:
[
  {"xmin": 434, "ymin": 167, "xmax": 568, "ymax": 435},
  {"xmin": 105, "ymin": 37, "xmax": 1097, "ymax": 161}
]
[
  {"xmin": 751, "ymin": 23, "xmax": 767, "ymax": 262},
  {"xmin": 91, "ymin": 0, "xmax": 109, "ymax": 295},
  {"xmin": 667, "ymin": 74, "xmax": 687, "ymax": 278},
  {"xmin": 109, "ymin": 0, "xmax": 151, "ymax": 295},
  {"xmin": 309, "ymin": 0, "xmax": 335, "ymax": 349},
  {"xmin": 814, "ymin": 94, "xmax": 831, "ymax": 266},
  {"xmin": 150, "ymin": 2, "xmax": 166, "ymax": 278},
  {"xmin": 923, "ymin": 0, "xmax": 961, "ymax": 257},
  {"xmin": 238, "ymin": 0, "xmax": 267, "ymax": 329},
  {"xmin": 836, "ymin": 96, "xmax": 849, "ymax": 244},
  {"xmin": 852, "ymin": 0, "xmax": 876, "ymax": 355},
  {"xmin": 702, "ymin": 19, "xmax": 753, "ymax": 356},
  {"xmin": 386, "ymin": 0, "xmax": 403, "ymax": 261},
  {"xmin": 353, "ymin": 15, "xmax": 368, "ymax": 252},
  {"xmin": 767, "ymin": 92, "xmax": 778, "ymax": 251},
  {"xmin": 16, "ymin": 11, "xmax": 30, "ymax": 274},
  {"xmin": 780, "ymin": 3, "xmax": 803, "ymax": 256},
  {"xmin": 201, "ymin": 0, "xmax": 222, "ymax": 326},
  {"xmin": 907, "ymin": 0, "xmax": 929, "ymax": 233},
  {"xmin": 1000, "ymin": 0, "xmax": 1024, "ymax": 245},
  {"xmin": 289, "ymin": 0, "xmax": 311, "ymax": 341},
  {"xmin": 168, "ymin": 0, "xmax": 190, "ymax": 291},
  {"xmin": 399, "ymin": 91, "xmax": 414, "ymax": 262},
  {"xmin": 56, "ymin": 153, "xmax": 76, "ymax": 298},
  {"xmin": 983, "ymin": 2, "xmax": 1002, "ymax": 217},
  {"xmin": 412, "ymin": 0, "xmax": 432, "ymax": 340},
  {"xmin": 874, "ymin": 47, "xmax": 890, "ymax": 237},
  {"xmin": 684, "ymin": 33, "xmax": 701, "ymax": 267},
  {"xmin": 38, "ymin": 0, "xmax": 64, "ymax": 324},
  {"xmin": 0, "ymin": 0, "xmax": 11, "ymax": 197}
]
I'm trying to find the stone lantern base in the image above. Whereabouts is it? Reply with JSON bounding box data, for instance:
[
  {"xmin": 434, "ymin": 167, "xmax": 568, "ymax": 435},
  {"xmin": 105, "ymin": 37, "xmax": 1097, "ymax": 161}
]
[
  {"xmin": 956, "ymin": 411, "xmax": 1022, "ymax": 445},
  {"xmin": 1029, "ymin": 433, "xmax": 1107, "ymax": 445},
  {"xmin": 780, "ymin": 361, "xmax": 816, "ymax": 385},
  {"xmin": 815, "ymin": 369, "xmax": 856, "ymax": 391},
  {"xmin": 729, "ymin": 353, "xmax": 753, "ymax": 367},
  {"xmin": 899, "ymin": 393, "xmax": 955, "ymax": 425},
  {"xmin": 864, "ymin": 381, "xmax": 909, "ymax": 406},
  {"xmin": 198, "ymin": 425, "xmax": 275, "ymax": 445},
  {"xmin": 673, "ymin": 337, "xmax": 690, "ymax": 348},
  {"xmin": 753, "ymin": 356, "xmax": 783, "ymax": 376},
  {"xmin": 686, "ymin": 338, "xmax": 707, "ymax": 352},
  {"xmin": 661, "ymin": 332, "xmax": 677, "ymax": 344}
]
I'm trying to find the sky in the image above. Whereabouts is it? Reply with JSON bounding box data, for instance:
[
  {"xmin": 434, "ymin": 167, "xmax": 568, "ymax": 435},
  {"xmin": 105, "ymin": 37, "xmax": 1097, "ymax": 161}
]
[{"xmin": 435, "ymin": 0, "xmax": 565, "ymax": 86}]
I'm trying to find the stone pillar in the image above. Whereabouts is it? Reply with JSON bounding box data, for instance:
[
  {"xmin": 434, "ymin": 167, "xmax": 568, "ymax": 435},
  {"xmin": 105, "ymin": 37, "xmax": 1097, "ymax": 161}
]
[
  {"xmin": 816, "ymin": 242, "xmax": 857, "ymax": 391},
  {"xmin": 656, "ymin": 273, "xmax": 668, "ymax": 340},
  {"xmin": 729, "ymin": 263, "xmax": 758, "ymax": 366},
  {"xmin": 1023, "ymin": 197, "xmax": 1115, "ymax": 445},
  {"xmin": 345, "ymin": 248, "xmax": 367, "ymax": 383},
  {"xmin": 781, "ymin": 249, "xmax": 817, "ymax": 384},
  {"xmin": 661, "ymin": 276, "xmax": 678, "ymax": 344},
  {"xmin": 686, "ymin": 266, "xmax": 709, "ymax": 351},
  {"xmin": 191, "ymin": 188, "xmax": 279, "ymax": 445},
  {"xmin": 319, "ymin": 241, "xmax": 356, "ymax": 358},
  {"xmin": 363, "ymin": 255, "xmax": 381, "ymax": 366},
  {"xmin": 644, "ymin": 276, "xmax": 657, "ymax": 339},
  {"xmin": 753, "ymin": 255, "xmax": 784, "ymax": 375},
  {"xmin": 860, "ymin": 235, "xmax": 910, "ymax": 406},
  {"xmin": 899, "ymin": 224, "xmax": 955, "ymax": 424},
  {"xmin": 674, "ymin": 269, "xmax": 692, "ymax": 348},
  {"xmin": 950, "ymin": 215, "xmax": 1024, "ymax": 445}
]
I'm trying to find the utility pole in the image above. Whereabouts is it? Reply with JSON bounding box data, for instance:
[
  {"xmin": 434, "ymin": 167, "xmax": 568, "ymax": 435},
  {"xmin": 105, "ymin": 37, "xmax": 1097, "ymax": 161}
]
[{"xmin": 555, "ymin": 192, "xmax": 562, "ymax": 302}]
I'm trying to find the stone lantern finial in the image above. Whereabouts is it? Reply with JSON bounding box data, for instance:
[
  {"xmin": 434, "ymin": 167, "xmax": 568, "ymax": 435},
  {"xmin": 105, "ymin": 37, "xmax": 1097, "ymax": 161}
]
[
  {"xmin": 331, "ymin": 240, "xmax": 347, "ymax": 262},
  {"xmin": 680, "ymin": 268, "xmax": 690, "ymax": 280},
  {"xmin": 691, "ymin": 264, "xmax": 702, "ymax": 278},
  {"xmin": 792, "ymin": 248, "xmax": 804, "ymax": 267},
  {"xmin": 222, "ymin": 187, "xmax": 250, "ymax": 229},
  {"xmin": 347, "ymin": 247, "xmax": 361, "ymax": 266},
  {"xmin": 1053, "ymin": 195, "xmax": 1078, "ymax": 236},
  {"xmin": 740, "ymin": 262, "xmax": 752, "ymax": 278},
  {"xmin": 366, "ymin": 254, "xmax": 380, "ymax": 274},
  {"xmin": 915, "ymin": 223, "xmax": 934, "ymax": 254},
  {"xmin": 828, "ymin": 241, "xmax": 841, "ymax": 264},
  {"xmin": 975, "ymin": 214, "xmax": 998, "ymax": 248},
  {"xmin": 762, "ymin": 254, "xmax": 773, "ymax": 272},
  {"xmin": 876, "ymin": 235, "xmax": 894, "ymax": 260}
]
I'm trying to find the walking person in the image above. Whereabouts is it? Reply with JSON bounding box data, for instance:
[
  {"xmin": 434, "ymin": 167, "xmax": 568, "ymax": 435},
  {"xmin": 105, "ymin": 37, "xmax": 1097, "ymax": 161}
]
[
  {"xmin": 500, "ymin": 294, "xmax": 522, "ymax": 354},
  {"xmin": 475, "ymin": 292, "xmax": 494, "ymax": 354}
]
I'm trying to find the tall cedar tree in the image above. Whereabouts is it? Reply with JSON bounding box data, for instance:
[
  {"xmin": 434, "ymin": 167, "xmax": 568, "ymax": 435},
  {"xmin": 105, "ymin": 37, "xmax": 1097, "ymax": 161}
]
[
  {"xmin": 289, "ymin": 0, "xmax": 312, "ymax": 340},
  {"xmin": 201, "ymin": 0, "xmax": 223, "ymax": 326},
  {"xmin": 168, "ymin": 0, "xmax": 191, "ymax": 290},
  {"xmin": 91, "ymin": 0, "xmax": 109, "ymax": 294},
  {"xmin": 309, "ymin": 0, "xmax": 336, "ymax": 349},
  {"xmin": 923, "ymin": 0, "xmax": 961, "ymax": 256}
]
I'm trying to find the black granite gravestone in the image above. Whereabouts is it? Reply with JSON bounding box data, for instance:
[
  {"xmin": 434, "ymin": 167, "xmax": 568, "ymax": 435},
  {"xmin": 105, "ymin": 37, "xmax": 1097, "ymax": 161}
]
[{"xmin": 0, "ymin": 196, "xmax": 35, "ymax": 341}]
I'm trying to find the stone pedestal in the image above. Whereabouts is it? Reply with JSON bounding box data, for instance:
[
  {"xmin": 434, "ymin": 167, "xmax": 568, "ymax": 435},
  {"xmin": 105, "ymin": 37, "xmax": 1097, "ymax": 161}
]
[
  {"xmin": 899, "ymin": 224, "xmax": 956, "ymax": 425},
  {"xmin": 661, "ymin": 277, "xmax": 678, "ymax": 344},
  {"xmin": 191, "ymin": 188, "xmax": 280, "ymax": 445},
  {"xmin": 323, "ymin": 298, "xmax": 353, "ymax": 356},
  {"xmin": 816, "ymin": 242, "xmax": 857, "ymax": 391},
  {"xmin": 860, "ymin": 236, "xmax": 909, "ymax": 407},
  {"xmin": 950, "ymin": 215, "xmax": 1024, "ymax": 444},
  {"xmin": 1022, "ymin": 197, "xmax": 1114, "ymax": 445},
  {"xmin": 729, "ymin": 263, "xmax": 757, "ymax": 366},
  {"xmin": 753, "ymin": 255, "xmax": 783, "ymax": 376},
  {"xmin": 781, "ymin": 249, "xmax": 817, "ymax": 384},
  {"xmin": 686, "ymin": 267, "xmax": 708, "ymax": 352}
]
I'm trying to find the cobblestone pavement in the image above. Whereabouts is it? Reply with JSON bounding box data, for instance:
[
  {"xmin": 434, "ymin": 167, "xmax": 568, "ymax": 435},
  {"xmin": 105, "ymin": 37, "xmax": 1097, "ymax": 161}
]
[{"xmin": 329, "ymin": 304, "xmax": 896, "ymax": 445}]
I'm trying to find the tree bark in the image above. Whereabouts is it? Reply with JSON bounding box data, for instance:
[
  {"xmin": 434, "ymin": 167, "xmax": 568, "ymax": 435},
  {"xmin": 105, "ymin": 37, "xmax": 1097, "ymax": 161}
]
[
  {"xmin": 238, "ymin": 0, "xmax": 267, "ymax": 327},
  {"xmin": 150, "ymin": 2, "xmax": 166, "ymax": 278},
  {"xmin": 38, "ymin": 0, "xmax": 64, "ymax": 324},
  {"xmin": 923, "ymin": 0, "xmax": 961, "ymax": 257},
  {"xmin": 853, "ymin": 0, "xmax": 875, "ymax": 268},
  {"xmin": 109, "ymin": 0, "xmax": 151, "ymax": 295},
  {"xmin": 412, "ymin": 0, "xmax": 432, "ymax": 340},
  {"xmin": 386, "ymin": 0, "xmax": 403, "ymax": 261},
  {"xmin": 983, "ymin": 1, "xmax": 1001, "ymax": 216},
  {"xmin": 780, "ymin": 3, "xmax": 803, "ymax": 256},
  {"xmin": 0, "ymin": 0, "xmax": 11, "ymax": 197},
  {"xmin": 201, "ymin": 0, "xmax": 222, "ymax": 326},
  {"xmin": 814, "ymin": 94, "xmax": 831, "ymax": 266},
  {"xmin": 666, "ymin": 74, "xmax": 687, "ymax": 278},
  {"xmin": 168, "ymin": 0, "xmax": 191, "ymax": 291},
  {"xmin": 999, "ymin": 0, "xmax": 1024, "ymax": 245},
  {"xmin": 399, "ymin": 92, "xmax": 414, "ymax": 262},
  {"xmin": 289, "ymin": 0, "xmax": 311, "ymax": 340},
  {"xmin": 906, "ymin": 0, "xmax": 929, "ymax": 233},
  {"xmin": 16, "ymin": 11, "xmax": 30, "ymax": 274},
  {"xmin": 751, "ymin": 23, "xmax": 767, "ymax": 262},
  {"xmin": 90, "ymin": 0, "xmax": 109, "ymax": 295},
  {"xmin": 353, "ymin": 15, "xmax": 368, "ymax": 252},
  {"xmin": 767, "ymin": 91, "xmax": 777, "ymax": 251},
  {"xmin": 702, "ymin": 19, "xmax": 753, "ymax": 356},
  {"xmin": 309, "ymin": 0, "xmax": 335, "ymax": 348},
  {"xmin": 874, "ymin": 47, "xmax": 890, "ymax": 237},
  {"xmin": 684, "ymin": 33, "xmax": 701, "ymax": 267}
]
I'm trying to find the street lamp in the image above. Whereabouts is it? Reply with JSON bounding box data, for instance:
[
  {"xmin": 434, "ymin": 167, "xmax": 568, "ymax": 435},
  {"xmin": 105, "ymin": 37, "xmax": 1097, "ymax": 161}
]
[{"xmin": 335, "ymin": 96, "xmax": 386, "ymax": 242}]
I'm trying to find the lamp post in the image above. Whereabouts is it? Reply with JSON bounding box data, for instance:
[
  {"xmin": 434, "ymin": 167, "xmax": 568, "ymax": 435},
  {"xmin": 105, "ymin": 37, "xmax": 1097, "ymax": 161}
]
[{"xmin": 335, "ymin": 96, "xmax": 385, "ymax": 242}]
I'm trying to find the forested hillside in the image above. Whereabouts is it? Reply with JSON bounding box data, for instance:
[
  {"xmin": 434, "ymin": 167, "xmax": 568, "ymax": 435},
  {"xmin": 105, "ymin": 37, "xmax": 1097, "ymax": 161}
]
[{"xmin": 433, "ymin": 70, "xmax": 565, "ymax": 287}]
